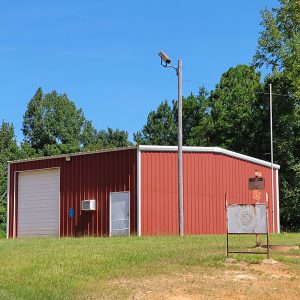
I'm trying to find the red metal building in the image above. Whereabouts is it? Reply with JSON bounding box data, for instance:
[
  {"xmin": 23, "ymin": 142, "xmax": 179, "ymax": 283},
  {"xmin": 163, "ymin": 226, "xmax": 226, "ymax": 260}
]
[{"xmin": 7, "ymin": 145, "xmax": 280, "ymax": 238}]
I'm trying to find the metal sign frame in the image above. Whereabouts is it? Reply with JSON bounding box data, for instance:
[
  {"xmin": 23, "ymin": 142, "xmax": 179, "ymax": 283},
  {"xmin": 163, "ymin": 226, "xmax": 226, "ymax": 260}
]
[{"xmin": 225, "ymin": 194, "xmax": 270, "ymax": 258}]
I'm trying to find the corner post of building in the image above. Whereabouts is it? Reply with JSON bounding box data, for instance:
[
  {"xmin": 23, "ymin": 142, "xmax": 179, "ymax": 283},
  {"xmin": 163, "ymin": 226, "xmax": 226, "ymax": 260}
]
[
  {"xmin": 6, "ymin": 162, "xmax": 10, "ymax": 239},
  {"xmin": 137, "ymin": 146, "xmax": 142, "ymax": 237}
]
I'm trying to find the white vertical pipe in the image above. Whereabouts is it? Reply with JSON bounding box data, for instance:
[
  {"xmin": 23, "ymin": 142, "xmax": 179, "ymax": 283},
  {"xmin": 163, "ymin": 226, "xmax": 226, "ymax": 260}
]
[
  {"xmin": 13, "ymin": 172, "xmax": 16, "ymax": 238},
  {"xmin": 269, "ymin": 84, "xmax": 275, "ymax": 233},
  {"xmin": 137, "ymin": 146, "xmax": 141, "ymax": 236},
  {"xmin": 276, "ymin": 169, "xmax": 280, "ymax": 233}
]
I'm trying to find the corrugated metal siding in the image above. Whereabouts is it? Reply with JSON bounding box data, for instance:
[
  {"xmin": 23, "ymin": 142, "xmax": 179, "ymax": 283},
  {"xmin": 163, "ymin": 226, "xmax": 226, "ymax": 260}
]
[
  {"xmin": 141, "ymin": 151, "xmax": 278, "ymax": 235},
  {"xmin": 141, "ymin": 152, "xmax": 178, "ymax": 235},
  {"xmin": 8, "ymin": 149, "xmax": 137, "ymax": 238}
]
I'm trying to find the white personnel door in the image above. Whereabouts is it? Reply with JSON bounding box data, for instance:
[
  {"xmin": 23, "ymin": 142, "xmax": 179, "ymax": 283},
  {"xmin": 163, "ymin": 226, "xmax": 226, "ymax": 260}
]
[
  {"xmin": 17, "ymin": 169, "xmax": 60, "ymax": 237},
  {"xmin": 110, "ymin": 192, "xmax": 130, "ymax": 236}
]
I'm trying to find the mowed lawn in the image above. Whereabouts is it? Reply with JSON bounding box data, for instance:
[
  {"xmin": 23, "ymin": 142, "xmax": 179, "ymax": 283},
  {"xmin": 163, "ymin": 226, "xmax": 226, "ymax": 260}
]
[{"xmin": 0, "ymin": 234, "xmax": 299, "ymax": 299}]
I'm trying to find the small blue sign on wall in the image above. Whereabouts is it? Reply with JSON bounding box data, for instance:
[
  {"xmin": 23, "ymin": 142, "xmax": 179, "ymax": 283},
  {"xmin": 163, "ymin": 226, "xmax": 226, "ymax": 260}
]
[{"xmin": 69, "ymin": 208, "xmax": 75, "ymax": 219}]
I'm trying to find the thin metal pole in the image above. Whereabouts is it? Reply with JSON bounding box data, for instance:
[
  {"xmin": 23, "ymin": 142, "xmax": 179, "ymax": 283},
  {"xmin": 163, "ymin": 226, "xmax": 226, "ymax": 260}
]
[
  {"xmin": 178, "ymin": 59, "xmax": 184, "ymax": 236},
  {"xmin": 269, "ymin": 84, "xmax": 275, "ymax": 233},
  {"xmin": 266, "ymin": 193, "xmax": 270, "ymax": 259},
  {"xmin": 267, "ymin": 232, "xmax": 270, "ymax": 259},
  {"xmin": 225, "ymin": 194, "xmax": 228, "ymax": 257},
  {"xmin": 255, "ymin": 198, "xmax": 259, "ymax": 246}
]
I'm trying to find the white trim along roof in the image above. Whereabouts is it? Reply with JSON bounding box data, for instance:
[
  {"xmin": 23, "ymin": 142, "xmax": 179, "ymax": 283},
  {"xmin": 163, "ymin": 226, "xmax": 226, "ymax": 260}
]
[
  {"xmin": 138, "ymin": 145, "xmax": 280, "ymax": 169},
  {"xmin": 9, "ymin": 145, "xmax": 280, "ymax": 170}
]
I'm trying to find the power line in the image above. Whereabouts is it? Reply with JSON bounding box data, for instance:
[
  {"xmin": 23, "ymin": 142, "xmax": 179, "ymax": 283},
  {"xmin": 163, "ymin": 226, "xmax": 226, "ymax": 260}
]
[
  {"xmin": 184, "ymin": 79, "xmax": 297, "ymax": 99},
  {"xmin": 183, "ymin": 79, "xmax": 215, "ymax": 88},
  {"xmin": 257, "ymin": 92, "xmax": 293, "ymax": 98},
  {"xmin": 183, "ymin": 79, "xmax": 205, "ymax": 84}
]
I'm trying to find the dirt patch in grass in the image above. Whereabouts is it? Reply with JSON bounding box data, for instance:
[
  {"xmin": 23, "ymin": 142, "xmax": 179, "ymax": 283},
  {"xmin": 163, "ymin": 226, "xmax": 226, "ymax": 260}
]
[{"xmin": 108, "ymin": 260, "xmax": 300, "ymax": 299}]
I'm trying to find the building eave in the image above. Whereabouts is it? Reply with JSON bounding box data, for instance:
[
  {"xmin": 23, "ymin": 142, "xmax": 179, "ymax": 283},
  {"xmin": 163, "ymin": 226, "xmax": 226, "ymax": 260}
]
[
  {"xmin": 8, "ymin": 146, "xmax": 138, "ymax": 164},
  {"xmin": 138, "ymin": 145, "xmax": 280, "ymax": 170}
]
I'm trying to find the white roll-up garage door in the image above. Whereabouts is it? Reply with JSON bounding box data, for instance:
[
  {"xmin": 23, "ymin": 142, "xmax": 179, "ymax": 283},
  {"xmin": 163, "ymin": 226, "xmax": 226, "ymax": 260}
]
[{"xmin": 17, "ymin": 169, "xmax": 60, "ymax": 237}]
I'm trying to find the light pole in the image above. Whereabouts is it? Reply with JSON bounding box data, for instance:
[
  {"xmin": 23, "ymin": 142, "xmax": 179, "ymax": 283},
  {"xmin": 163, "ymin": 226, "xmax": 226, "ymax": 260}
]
[{"xmin": 158, "ymin": 51, "xmax": 184, "ymax": 236}]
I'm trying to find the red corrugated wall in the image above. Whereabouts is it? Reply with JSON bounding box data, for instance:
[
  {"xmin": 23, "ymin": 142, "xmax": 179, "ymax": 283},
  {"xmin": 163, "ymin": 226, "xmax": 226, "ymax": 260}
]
[
  {"xmin": 141, "ymin": 151, "xmax": 278, "ymax": 235},
  {"xmin": 8, "ymin": 148, "xmax": 137, "ymax": 238}
]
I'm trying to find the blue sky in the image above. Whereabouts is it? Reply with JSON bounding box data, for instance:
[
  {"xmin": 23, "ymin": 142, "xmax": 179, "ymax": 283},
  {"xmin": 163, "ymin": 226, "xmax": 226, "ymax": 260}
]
[{"xmin": 0, "ymin": 0, "xmax": 277, "ymax": 143}]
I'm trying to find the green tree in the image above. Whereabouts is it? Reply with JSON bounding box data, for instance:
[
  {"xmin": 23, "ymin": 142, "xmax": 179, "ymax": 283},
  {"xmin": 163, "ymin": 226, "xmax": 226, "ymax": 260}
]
[
  {"xmin": 134, "ymin": 90, "xmax": 210, "ymax": 146},
  {"xmin": 23, "ymin": 88, "xmax": 132, "ymax": 155},
  {"xmin": 81, "ymin": 121, "xmax": 98, "ymax": 148},
  {"xmin": 19, "ymin": 142, "xmax": 40, "ymax": 159},
  {"xmin": 23, "ymin": 88, "xmax": 95, "ymax": 152},
  {"xmin": 22, "ymin": 88, "xmax": 48, "ymax": 150},
  {"xmin": 179, "ymin": 88, "xmax": 210, "ymax": 146},
  {"xmin": 0, "ymin": 121, "xmax": 19, "ymax": 235},
  {"xmin": 254, "ymin": 0, "xmax": 300, "ymax": 98},
  {"xmin": 134, "ymin": 100, "xmax": 177, "ymax": 145},
  {"xmin": 184, "ymin": 88, "xmax": 211, "ymax": 146},
  {"xmin": 85, "ymin": 128, "xmax": 132, "ymax": 151},
  {"xmin": 100, "ymin": 128, "xmax": 132, "ymax": 148},
  {"xmin": 208, "ymin": 65, "xmax": 263, "ymax": 155}
]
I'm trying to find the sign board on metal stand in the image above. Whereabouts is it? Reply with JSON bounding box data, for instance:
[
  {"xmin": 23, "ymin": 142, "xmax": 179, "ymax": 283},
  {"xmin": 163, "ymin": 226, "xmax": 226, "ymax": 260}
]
[{"xmin": 225, "ymin": 194, "xmax": 269, "ymax": 258}]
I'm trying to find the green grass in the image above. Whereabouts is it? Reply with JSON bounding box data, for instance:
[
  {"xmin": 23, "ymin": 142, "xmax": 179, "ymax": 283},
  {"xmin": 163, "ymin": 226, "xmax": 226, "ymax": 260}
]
[
  {"xmin": 0, "ymin": 230, "xmax": 5, "ymax": 239},
  {"xmin": 0, "ymin": 234, "xmax": 299, "ymax": 299}
]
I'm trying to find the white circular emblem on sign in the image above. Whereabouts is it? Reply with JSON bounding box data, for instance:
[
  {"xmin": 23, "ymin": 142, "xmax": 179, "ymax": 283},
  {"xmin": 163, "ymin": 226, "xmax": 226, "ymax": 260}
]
[{"xmin": 234, "ymin": 206, "xmax": 256, "ymax": 233}]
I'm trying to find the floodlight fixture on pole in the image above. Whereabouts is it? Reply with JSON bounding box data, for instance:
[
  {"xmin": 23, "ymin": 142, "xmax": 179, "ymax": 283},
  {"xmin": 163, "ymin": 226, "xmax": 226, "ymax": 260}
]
[
  {"xmin": 158, "ymin": 51, "xmax": 172, "ymax": 67},
  {"xmin": 158, "ymin": 50, "xmax": 184, "ymax": 236}
]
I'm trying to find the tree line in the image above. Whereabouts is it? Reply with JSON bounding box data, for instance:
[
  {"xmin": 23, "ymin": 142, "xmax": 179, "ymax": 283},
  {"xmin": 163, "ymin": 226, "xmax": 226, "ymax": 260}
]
[{"xmin": 0, "ymin": 0, "xmax": 299, "ymax": 235}]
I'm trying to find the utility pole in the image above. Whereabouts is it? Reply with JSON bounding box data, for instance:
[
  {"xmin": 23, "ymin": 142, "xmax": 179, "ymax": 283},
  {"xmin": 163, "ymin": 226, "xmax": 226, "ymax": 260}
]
[
  {"xmin": 177, "ymin": 59, "xmax": 184, "ymax": 236},
  {"xmin": 158, "ymin": 51, "xmax": 184, "ymax": 236},
  {"xmin": 269, "ymin": 84, "xmax": 275, "ymax": 232}
]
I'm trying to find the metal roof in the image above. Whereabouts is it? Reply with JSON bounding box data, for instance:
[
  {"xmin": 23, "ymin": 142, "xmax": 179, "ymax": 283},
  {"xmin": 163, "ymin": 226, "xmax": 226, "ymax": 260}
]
[
  {"xmin": 8, "ymin": 145, "xmax": 280, "ymax": 169},
  {"xmin": 138, "ymin": 145, "xmax": 280, "ymax": 169},
  {"xmin": 8, "ymin": 146, "xmax": 138, "ymax": 164}
]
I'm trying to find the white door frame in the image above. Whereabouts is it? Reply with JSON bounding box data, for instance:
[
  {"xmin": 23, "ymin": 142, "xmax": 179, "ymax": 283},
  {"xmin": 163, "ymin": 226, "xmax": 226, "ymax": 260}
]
[
  {"xmin": 14, "ymin": 167, "xmax": 61, "ymax": 238},
  {"xmin": 109, "ymin": 191, "xmax": 130, "ymax": 237}
]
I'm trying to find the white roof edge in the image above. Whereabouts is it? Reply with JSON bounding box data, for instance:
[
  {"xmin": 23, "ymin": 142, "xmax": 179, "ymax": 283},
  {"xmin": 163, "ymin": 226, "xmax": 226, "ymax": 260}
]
[
  {"xmin": 8, "ymin": 146, "xmax": 138, "ymax": 164},
  {"xmin": 138, "ymin": 145, "xmax": 280, "ymax": 170},
  {"xmin": 9, "ymin": 144, "xmax": 280, "ymax": 170}
]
